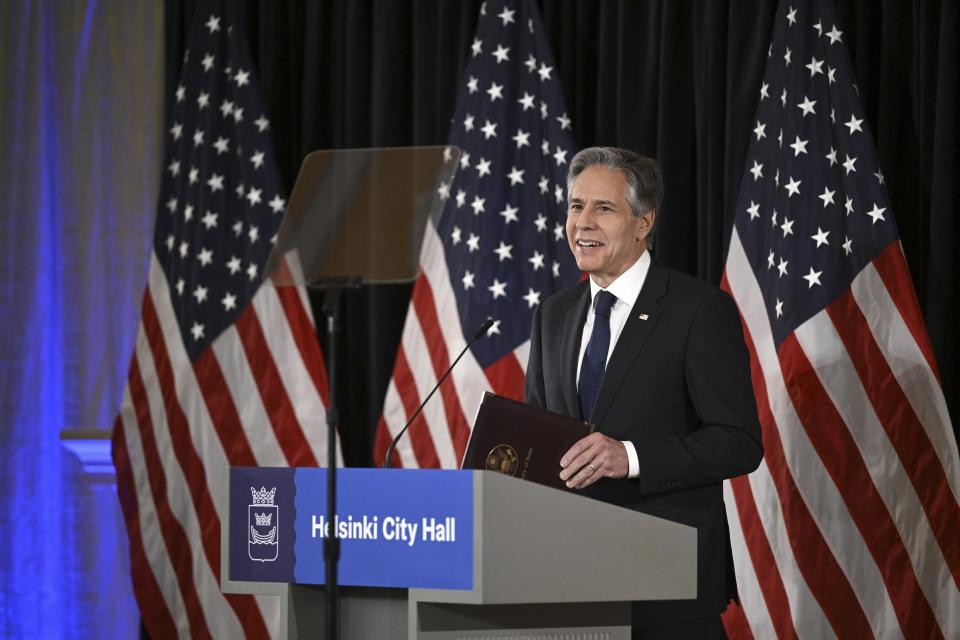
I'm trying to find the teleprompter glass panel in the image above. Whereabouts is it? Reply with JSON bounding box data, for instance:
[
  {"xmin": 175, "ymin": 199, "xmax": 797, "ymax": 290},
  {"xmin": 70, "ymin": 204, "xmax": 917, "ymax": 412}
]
[{"xmin": 264, "ymin": 146, "xmax": 460, "ymax": 286}]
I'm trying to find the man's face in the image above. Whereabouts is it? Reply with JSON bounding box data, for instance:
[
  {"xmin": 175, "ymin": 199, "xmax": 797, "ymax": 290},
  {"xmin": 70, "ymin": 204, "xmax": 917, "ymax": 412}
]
[{"xmin": 566, "ymin": 165, "xmax": 654, "ymax": 288}]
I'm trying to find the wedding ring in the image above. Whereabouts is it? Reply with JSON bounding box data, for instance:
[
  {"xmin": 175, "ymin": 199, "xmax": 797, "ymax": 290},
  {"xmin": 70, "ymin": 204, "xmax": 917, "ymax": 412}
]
[{"xmin": 588, "ymin": 463, "xmax": 598, "ymax": 473}]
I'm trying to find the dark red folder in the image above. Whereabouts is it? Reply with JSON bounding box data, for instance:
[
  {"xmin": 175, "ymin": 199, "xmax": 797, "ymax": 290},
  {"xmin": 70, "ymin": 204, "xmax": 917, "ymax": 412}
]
[{"xmin": 461, "ymin": 392, "xmax": 595, "ymax": 491}]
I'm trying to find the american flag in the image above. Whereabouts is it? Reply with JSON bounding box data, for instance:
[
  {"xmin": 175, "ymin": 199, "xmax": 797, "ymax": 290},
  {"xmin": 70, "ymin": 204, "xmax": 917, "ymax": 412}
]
[
  {"xmin": 374, "ymin": 0, "xmax": 579, "ymax": 469},
  {"xmin": 720, "ymin": 0, "xmax": 960, "ymax": 637},
  {"xmin": 111, "ymin": 1, "xmax": 337, "ymax": 637}
]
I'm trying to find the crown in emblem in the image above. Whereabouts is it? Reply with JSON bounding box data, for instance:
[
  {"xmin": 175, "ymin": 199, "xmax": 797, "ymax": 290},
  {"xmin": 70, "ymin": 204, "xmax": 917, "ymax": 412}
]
[
  {"xmin": 254, "ymin": 511, "xmax": 273, "ymax": 526},
  {"xmin": 250, "ymin": 486, "xmax": 277, "ymax": 505}
]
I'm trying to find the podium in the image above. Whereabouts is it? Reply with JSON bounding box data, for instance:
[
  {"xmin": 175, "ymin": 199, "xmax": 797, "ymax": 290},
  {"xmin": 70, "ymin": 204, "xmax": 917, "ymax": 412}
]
[{"xmin": 221, "ymin": 468, "xmax": 696, "ymax": 639}]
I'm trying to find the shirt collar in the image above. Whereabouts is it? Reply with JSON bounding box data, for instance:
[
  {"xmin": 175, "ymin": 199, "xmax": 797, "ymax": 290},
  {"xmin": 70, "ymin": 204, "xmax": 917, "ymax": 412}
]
[{"xmin": 588, "ymin": 250, "xmax": 651, "ymax": 309}]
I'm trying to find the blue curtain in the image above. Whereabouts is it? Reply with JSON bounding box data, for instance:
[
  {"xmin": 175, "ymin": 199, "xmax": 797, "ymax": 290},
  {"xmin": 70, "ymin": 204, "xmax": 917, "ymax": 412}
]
[{"xmin": 0, "ymin": 1, "xmax": 162, "ymax": 636}]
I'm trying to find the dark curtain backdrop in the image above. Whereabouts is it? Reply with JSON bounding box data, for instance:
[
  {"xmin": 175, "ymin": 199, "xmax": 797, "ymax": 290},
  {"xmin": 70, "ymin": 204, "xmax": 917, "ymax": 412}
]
[{"xmin": 165, "ymin": 0, "xmax": 959, "ymax": 466}]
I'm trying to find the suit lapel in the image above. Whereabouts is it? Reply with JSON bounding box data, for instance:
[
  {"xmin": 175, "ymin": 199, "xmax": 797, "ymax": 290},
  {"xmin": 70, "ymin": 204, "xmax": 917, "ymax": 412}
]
[
  {"xmin": 590, "ymin": 263, "xmax": 668, "ymax": 426},
  {"xmin": 560, "ymin": 283, "xmax": 591, "ymax": 418}
]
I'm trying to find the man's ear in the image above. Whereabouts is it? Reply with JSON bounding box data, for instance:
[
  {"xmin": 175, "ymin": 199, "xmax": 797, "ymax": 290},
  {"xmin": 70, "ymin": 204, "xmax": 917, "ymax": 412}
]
[{"xmin": 637, "ymin": 210, "xmax": 656, "ymax": 240}]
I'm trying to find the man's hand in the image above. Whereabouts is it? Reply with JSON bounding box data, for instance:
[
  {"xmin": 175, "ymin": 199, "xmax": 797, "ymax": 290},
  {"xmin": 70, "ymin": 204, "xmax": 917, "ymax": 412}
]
[{"xmin": 559, "ymin": 433, "xmax": 629, "ymax": 489}]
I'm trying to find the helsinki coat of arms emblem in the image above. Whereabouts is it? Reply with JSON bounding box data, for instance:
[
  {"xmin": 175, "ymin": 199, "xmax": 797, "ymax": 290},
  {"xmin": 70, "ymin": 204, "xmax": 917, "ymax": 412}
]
[{"xmin": 248, "ymin": 486, "xmax": 278, "ymax": 562}]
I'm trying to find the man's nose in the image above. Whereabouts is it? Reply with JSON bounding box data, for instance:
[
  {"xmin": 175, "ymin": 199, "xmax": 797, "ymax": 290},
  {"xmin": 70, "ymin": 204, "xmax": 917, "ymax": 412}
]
[{"xmin": 577, "ymin": 206, "xmax": 598, "ymax": 228}]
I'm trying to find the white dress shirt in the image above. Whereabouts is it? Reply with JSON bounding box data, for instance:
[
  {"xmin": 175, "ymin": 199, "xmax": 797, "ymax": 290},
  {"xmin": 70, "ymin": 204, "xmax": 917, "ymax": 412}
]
[{"xmin": 576, "ymin": 250, "xmax": 651, "ymax": 478}]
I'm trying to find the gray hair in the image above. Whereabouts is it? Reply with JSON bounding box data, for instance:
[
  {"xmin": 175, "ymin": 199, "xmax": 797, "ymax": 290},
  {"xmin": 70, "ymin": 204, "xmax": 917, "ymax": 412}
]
[{"xmin": 566, "ymin": 147, "xmax": 663, "ymax": 244}]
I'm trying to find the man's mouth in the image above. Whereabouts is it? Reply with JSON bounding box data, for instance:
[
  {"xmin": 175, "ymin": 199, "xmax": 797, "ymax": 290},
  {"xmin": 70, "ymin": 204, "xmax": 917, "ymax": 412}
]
[{"xmin": 576, "ymin": 240, "xmax": 603, "ymax": 248}]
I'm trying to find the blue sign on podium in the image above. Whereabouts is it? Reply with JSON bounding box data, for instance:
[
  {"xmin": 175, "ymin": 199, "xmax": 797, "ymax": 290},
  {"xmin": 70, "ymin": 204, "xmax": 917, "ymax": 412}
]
[{"xmin": 229, "ymin": 467, "xmax": 474, "ymax": 590}]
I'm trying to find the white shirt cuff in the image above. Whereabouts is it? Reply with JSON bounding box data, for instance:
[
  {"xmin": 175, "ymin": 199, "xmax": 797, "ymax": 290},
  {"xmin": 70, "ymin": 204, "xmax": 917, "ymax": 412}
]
[{"xmin": 622, "ymin": 440, "xmax": 640, "ymax": 478}]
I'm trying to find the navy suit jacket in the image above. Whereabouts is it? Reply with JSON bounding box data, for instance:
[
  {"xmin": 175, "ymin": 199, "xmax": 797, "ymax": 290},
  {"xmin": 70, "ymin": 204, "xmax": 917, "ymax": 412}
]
[{"xmin": 525, "ymin": 261, "xmax": 763, "ymax": 627}]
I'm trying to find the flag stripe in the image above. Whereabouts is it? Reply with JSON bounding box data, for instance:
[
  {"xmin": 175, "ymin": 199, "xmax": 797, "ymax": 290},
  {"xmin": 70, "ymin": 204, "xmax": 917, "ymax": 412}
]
[
  {"xmin": 826, "ymin": 290, "xmax": 960, "ymax": 592},
  {"xmin": 267, "ymin": 250, "xmax": 317, "ymax": 329},
  {"xmin": 747, "ymin": 464, "xmax": 836, "ymax": 638},
  {"xmin": 871, "ymin": 243, "xmax": 941, "ymax": 381},
  {"xmin": 222, "ymin": 593, "xmax": 271, "ymax": 640},
  {"xmin": 374, "ymin": 415, "xmax": 397, "ymax": 468},
  {"xmin": 411, "ymin": 274, "xmax": 472, "ymax": 459},
  {"xmin": 723, "ymin": 484, "xmax": 769, "ymax": 640},
  {"xmin": 192, "ymin": 348, "xmax": 258, "ymax": 466},
  {"xmin": 373, "ymin": 281, "xmax": 433, "ymax": 469},
  {"xmin": 142, "ymin": 293, "xmax": 223, "ymax": 570},
  {"xmin": 211, "ymin": 327, "xmax": 288, "ymax": 468},
  {"xmin": 390, "ymin": 347, "xmax": 442, "ymax": 469},
  {"xmin": 513, "ymin": 340, "xmax": 530, "ymax": 375},
  {"xmin": 399, "ymin": 306, "xmax": 460, "ymax": 467},
  {"xmin": 127, "ymin": 351, "xmax": 214, "ymax": 640},
  {"xmin": 417, "ymin": 220, "xmax": 492, "ymax": 427},
  {"xmin": 722, "ymin": 274, "xmax": 826, "ymax": 638},
  {"xmin": 250, "ymin": 285, "xmax": 333, "ymax": 466},
  {"xmin": 780, "ymin": 332, "xmax": 939, "ymax": 638},
  {"xmin": 795, "ymin": 305, "xmax": 960, "ymax": 630},
  {"xmin": 273, "ymin": 283, "xmax": 329, "ymax": 405},
  {"xmin": 136, "ymin": 328, "xmax": 269, "ymax": 640},
  {"xmin": 484, "ymin": 350, "xmax": 526, "ymax": 401},
  {"xmin": 376, "ymin": 381, "xmax": 421, "ymax": 468},
  {"xmin": 743, "ymin": 328, "xmax": 874, "ymax": 638},
  {"xmin": 146, "ymin": 258, "xmax": 235, "ymax": 522},
  {"xmin": 118, "ymin": 384, "xmax": 193, "ymax": 638},
  {"xmin": 850, "ymin": 263, "xmax": 960, "ymax": 501},
  {"xmin": 721, "ymin": 603, "xmax": 756, "ymax": 640},
  {"xmin": 112, "ymin": 414, "xmax": 181, "ymax": 639},
  {"xmin": 233, "ymin": 307, "xmax": 318, "ymax": 466},
  {"xmin": 141, "ymin": 298, "xmax": 220, "ymax": 569},
  {"xmin": 727, "ymin": 476, "xmax": 798, "ymax": 640}
]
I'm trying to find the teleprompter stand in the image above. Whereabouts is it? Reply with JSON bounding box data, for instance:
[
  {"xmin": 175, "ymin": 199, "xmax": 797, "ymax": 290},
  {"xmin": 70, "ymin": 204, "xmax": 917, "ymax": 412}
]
[{"xmin": 260, "ymin": 147, "xmax": 461, "ymax": 639}]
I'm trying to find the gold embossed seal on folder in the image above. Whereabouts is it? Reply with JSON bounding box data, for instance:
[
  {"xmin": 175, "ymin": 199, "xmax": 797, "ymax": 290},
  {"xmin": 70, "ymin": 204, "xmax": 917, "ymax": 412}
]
[{"xmin": 486, "ymin": 444, "xmax": 519, "ymax": 475}]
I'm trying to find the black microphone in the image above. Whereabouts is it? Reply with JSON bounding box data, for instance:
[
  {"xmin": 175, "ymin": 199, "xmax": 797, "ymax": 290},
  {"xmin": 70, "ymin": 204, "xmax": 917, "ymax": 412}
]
[{"xmin": 383, "ymin": 318, "xmax": 495, "ymax": 468}]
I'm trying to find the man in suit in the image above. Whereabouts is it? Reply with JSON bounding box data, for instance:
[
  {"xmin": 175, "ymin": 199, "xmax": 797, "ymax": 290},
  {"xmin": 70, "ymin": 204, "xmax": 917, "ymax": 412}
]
[{"xmin": 525, "ymin": 147, "xmax": 763, "ymax": 638}]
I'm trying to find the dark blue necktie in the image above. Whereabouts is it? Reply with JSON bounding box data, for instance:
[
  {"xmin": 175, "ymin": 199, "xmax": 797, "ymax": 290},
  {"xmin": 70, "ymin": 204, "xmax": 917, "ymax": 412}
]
[{"xmin": 579, "ymin": 290, "xmax": 616, "ymax": 421}]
